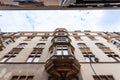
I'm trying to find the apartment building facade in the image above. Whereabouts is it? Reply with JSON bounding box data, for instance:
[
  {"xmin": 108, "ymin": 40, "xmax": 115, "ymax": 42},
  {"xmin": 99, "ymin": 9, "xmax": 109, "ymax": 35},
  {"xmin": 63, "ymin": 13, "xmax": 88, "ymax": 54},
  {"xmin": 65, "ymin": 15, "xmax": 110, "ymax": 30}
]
[{"xmin": 0, "ymin": 28, "xmax": 120, "ymax": 80}]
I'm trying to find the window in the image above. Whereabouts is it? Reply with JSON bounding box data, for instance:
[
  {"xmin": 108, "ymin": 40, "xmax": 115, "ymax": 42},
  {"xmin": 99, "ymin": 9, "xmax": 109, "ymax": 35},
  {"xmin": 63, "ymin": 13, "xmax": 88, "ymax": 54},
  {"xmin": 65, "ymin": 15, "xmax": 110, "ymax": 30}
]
[
  {"xmin": 11, "ymin": 75, "xmax": 33, "ymax": 80},
  {"xmin": 0, "ymin": 48, "xmax": 22, "ymax": 62},
  {"xmin": 78, "ymin": 43, "xmax": 87, "ymax": 48},
  {"xmin": 96, "ymin": 43, "xmax": 120, "ymax": 62},
  {"xmin": 55, "ymin": 32, "xmax": 67, "ymax": 36},
  {"xmin": 93, "ymin": 75, "xmax": 115, "ymax": 80},
  {"xmin": 74, "ymin": 36, "xmax": 81, "ymax": 41},
  {"xmin": 35, "ymin": 43, "xmax": 45, "ymax": 48},
  {"xmin": 40, "ymin": 36, "xmax": 48, "ymax": 41},
  {"xmin": 0, "ymin": 55, "xmax": 15, "ymax": 62},
  {"xmin": 24, "ymin": 36, "xmax": 34, "ymax": 41},
  {"xmin": 2, "ymin": 39, "xmax": 12, "ymax": 47},
  {"xmin": 111, "ymin": 40, "xmax": 120, "ymax": 47},
  {"xmin": 57, "ymin": 37, "xmax": 67, "ymax": 42},
  {"xmin": 83, "ymin": 52, "xmax": 98, "ymax": 62},
  {"xmin": 27, "ymin": 49, "xmax": 42, "ymax": 62},
  {"xmin": 106, "ymin": 52, "xmax": 120, "ymax": 62},
  {"xmin": 85, "ymin": 33, "xmax": 97, "ymax": 40},
  {"xmin": 95, "ymin": 43, "xmax": 106, "ymax": 48},
  {"xmin": 79, "ymin": 44, "xmax": 98, "ymax": 62},
  {"xmin": 56, "ymin": 45, "xmax": 69, "ymax": 55},
  {"xmin": 16, "ymin": 43, "xmax": 27, "ymax": 48}
]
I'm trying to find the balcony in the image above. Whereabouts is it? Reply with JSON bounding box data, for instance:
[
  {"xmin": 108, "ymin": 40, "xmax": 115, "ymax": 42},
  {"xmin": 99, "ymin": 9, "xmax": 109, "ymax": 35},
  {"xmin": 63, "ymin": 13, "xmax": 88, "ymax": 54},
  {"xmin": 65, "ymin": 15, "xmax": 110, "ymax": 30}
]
[{"xmin": 45, "ymin": 55, "xmax": 80, "ymax": 78}]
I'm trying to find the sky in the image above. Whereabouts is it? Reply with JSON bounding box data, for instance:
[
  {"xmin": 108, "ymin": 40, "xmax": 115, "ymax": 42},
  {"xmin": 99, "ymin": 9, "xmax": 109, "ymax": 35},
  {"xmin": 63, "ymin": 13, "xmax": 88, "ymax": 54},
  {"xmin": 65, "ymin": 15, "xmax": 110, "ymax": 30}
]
[{"xmin": 0, "ymin": 10, "xmax": 120, "ymax": 32}]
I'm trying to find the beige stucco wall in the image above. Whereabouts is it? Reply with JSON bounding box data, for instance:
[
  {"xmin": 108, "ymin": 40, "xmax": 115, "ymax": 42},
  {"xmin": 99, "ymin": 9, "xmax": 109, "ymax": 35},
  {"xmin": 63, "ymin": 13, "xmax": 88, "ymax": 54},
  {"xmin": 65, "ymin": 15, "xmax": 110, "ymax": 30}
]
[{"xmin": 0, "ymin": 32, "xmax": 120, "ymax": 80}]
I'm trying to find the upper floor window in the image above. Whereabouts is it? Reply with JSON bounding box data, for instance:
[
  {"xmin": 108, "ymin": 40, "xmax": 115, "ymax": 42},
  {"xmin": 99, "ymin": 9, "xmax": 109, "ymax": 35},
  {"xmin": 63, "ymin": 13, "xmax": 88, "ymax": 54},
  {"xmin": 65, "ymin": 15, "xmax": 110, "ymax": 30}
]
[
  {"xmin": 85, "ymin": 33, "xmax": 97, "ymax": 40},
  {"xmin": 0, "ymin": 48, "xmax": 22, "ymax": 62},
  {"xmin": 78, "ymin": 43, "xmax": 88, "ymax": 48},
  {"xmin": 24, "ymin": 36, "xmax": 34, "ymax": 41},
  {"xmin": 35, "ymin": 43, "xmax": 45, "ymax": 48},
  {"xmin": 57, "ymin": 37, "xmax": 67, "ymax": 42},
  {"xmin": 111, "ymin": 40, "xmax": 120, "ymax": 47},
  {"xmin": 27, "ymin": 49, "xmax": 42, "ymax": 62},
  {"xmin": 105, "ymin": 52, "xmax": 120, "ymax": 62},
  {"xmin": 82, "ymin": 52, "xmax": 98, "ymax": 62},
  {"xmin": 16, "ymin": 43, "xmax": 27, "ymax": 48},
  {"xmin": 95, "ymin": 43, "xmax": 106, "ymax": 48},
  {"xmin": 0, "ymin": 55, "xmax": 15, "ymax": 62},
  {"xmin": 11, "ymin": 75, "xmax": 34, "ymax": 80},
  {"xmin": 2, "ymin": 39, "xmax": 12, "ymax": 47},
  {"xmin": 56, "ymin": 45, "xmax": 68, "ymax": 55},
  {"xmin": 55, "ymin": 32, "xmax": 67, "ymax": 36},
  {"xmin": 93, "ymin": 75, "xmax": 115, "ymax": 80},
  {"xmin": 74, "ymin": 36, "xmax": 81, "ymax": 41},
  {"xmin": 40, "ymin": 36, "xmax": 48, "ymax": 41}
]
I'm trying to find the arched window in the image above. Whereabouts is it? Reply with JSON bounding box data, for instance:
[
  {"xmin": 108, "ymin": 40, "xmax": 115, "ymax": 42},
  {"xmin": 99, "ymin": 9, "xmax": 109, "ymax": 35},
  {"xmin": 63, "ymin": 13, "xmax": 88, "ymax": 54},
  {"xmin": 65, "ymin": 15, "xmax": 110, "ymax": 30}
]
[
  {"xmin": 16, "ymin": 43, "xmax": 27, "ymax": 48},
  {"xmin": 95, "ymin": 43, "xmax": 106, "ymax": 48},
  {"xmin": 35, "ymin": 43, "xmax": 45, "ymax": 48},
  {"xmin": 78, "ymin": 43, "xmax": 87, "ymax": 48}
]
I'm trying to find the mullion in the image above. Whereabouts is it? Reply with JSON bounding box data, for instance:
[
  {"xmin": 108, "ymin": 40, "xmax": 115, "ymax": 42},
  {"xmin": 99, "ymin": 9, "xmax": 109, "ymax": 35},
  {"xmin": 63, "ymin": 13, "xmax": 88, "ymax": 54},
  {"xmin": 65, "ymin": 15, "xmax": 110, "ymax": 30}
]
[
  {"xmin": 4, "ymin": 54, "xmax": 15, "ymax": 62},
  {"xmin": 32, "ymin": 50, "xmax": 39, "ymax": 62}
]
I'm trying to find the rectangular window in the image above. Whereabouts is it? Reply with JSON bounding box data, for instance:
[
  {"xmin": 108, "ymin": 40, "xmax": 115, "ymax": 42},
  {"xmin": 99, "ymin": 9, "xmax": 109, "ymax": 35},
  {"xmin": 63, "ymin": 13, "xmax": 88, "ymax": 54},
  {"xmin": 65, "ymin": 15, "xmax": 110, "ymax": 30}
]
[
  {"xmin": 93, "ymin": 75, "xmax": 115, "ymax": 80},
  {"xmin": 84, "ymin": 56, "xmax": 90, "ymax": 62},
  {"xmin": 27, "ymin": 55, "xmax": 40, "ymax": 62},
  {"xmin": 33, "ymin": 56, "xmax": 40, "ymax": 62},
  {"xmin": 11, "ymin": 75, "xmax": 34, "ymax": 80},
  {"xmin": 107, "ymin": 54, "xmax": 120, "ymax": 62},
  {"xmin": 26, "ymin": 49, "xmax": 42, "ymax": 62},
  {"xmin": 0, "ymin": 48, "xmax": 21, "ymax": 62},
  {"xmin": 0, "ymin": 56, "xmax": 15, "ymax": 62},
  {"xmin": 57, "ymin": 50, "xmax": 62, "ymax": 55},
  {"xmin": 82, "ymin": 52, "xmax": 98, "ymax": 62},
  {"xmin": 56, "ymin": 45, "xmax": 68, "ymax": 55},
  {"xmin": 57, "ymin": 37, "xmax": 67, "ymax": 42}
]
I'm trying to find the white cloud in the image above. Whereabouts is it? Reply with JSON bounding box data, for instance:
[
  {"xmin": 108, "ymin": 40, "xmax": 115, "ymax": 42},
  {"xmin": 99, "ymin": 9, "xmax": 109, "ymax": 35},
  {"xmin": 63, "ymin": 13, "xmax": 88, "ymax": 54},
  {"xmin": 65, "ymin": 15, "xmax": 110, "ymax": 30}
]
[{"xmin": 0, "ymin": 10, "xmax": 120, "ymax": 32}]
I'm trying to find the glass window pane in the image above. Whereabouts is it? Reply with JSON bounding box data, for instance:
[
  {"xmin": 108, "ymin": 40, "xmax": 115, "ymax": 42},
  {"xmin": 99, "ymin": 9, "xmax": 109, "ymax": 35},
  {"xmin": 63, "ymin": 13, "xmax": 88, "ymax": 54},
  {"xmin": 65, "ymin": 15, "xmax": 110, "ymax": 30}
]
[
  {"xmin": 33, "ymin": 57, "xmax": 40, "ymax": 62},
  {"xmin": 27, "ymin": 57, "xmax": 33, "ymax": 62},
  {"xmin": 7, "ymin": 57, "xmax": 14, "ymax": 62},
  {"xmin": 91, "ymin": 57, "xmax": 95, "ymax": 62},
  {"xmin": 63, "ymin": 50, "xmax": 68, "ymax": 55},
  {"xmin": 109, "ymin": 57, "xmax": 117, "ymax": 62},
  {"xmin": 62, "ymin": 46, "xmax": 68, "ymax": 49},
  {"xmin": 57, "ymin": 46, "xmax": 62, "ymax": 49},
  {"xmin": 0, "ymin": 57, "xmax": 8, "ymax": 62},
  {"xmin": 115, "ymin": 56, "xmax": 120, "ymax": 61},
  {"xmin": 84, "ymin": 56, "xmax": 90, "ymax": 62},
  {"xmin": 57, "ymin": 50, "xmax": 62, "ymax": 55}
]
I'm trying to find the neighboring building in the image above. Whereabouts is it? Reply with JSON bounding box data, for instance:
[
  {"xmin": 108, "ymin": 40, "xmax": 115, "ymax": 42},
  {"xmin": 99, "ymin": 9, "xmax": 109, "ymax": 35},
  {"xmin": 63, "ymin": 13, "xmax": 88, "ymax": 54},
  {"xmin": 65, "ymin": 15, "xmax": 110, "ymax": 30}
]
[
  {"xmin": 0, "ymin": 0, "xmax": 120, "ymax": 9},
  {"xmin": 0, "ymin": 28, "xmax": 120, "ymax": 80}
]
